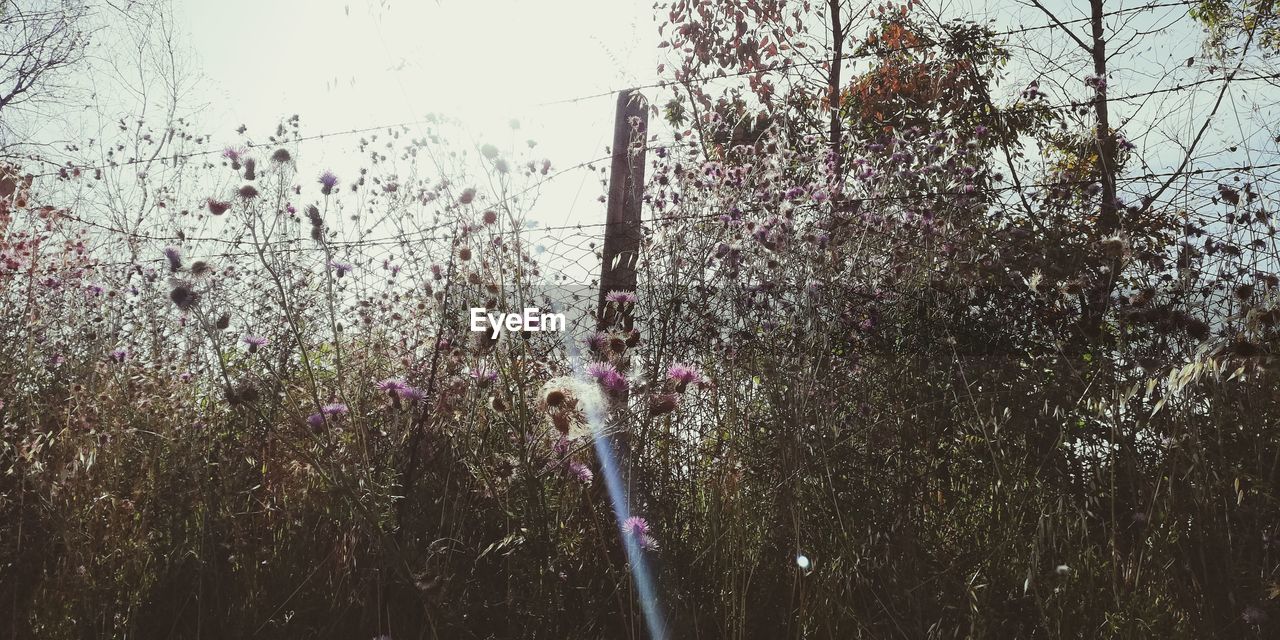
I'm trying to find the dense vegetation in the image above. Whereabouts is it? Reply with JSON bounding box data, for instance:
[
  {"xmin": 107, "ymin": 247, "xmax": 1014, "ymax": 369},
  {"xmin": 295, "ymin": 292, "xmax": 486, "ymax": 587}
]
[{"xmin": 3, "ymin": 0, "xmax": 1280, "ymax": 638}]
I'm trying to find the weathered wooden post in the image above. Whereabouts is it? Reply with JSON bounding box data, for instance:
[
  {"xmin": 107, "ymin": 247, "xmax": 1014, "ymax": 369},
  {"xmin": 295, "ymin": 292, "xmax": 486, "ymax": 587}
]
[{"xmin": 597, "ymin": 90, "xmax": 648, "ymax": 325}]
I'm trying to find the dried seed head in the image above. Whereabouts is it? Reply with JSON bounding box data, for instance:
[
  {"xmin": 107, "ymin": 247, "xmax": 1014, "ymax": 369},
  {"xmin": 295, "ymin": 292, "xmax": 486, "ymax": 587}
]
[{"xmin": 169, "ymin": 285, "xmax": 198, "ymax": 311}]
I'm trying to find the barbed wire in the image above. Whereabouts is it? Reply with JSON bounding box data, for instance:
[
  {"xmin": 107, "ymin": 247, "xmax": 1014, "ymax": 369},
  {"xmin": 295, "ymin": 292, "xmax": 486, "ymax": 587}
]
[
  {"xmin": 536, "ymin": 0, "xmax": 1204, "ymax": 106},
  {"xmin": 15, "ymin": 0, "xmax": 1229, "ymax": 183},
  {"xmin": 5, "ymin": 158, "xmax": 1277, "ymax": 281}
]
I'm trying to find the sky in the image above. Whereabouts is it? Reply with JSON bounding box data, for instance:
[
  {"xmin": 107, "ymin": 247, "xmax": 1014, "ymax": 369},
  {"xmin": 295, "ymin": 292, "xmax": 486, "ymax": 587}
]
[{"xmin": 171, "ymin": 0, "xmax": 660, "ymax": 233}]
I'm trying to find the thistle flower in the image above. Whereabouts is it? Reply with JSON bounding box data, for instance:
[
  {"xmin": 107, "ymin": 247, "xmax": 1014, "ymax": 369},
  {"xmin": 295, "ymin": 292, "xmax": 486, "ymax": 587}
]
[
  {"xmin": 207, "ymin": 199, "xmax": 231, "ymax": 215},
  {"xmin": 482, "ymin": 210, "xmax": 497, "ymax": 225},
  {"xmin": 622, "ymin": 516, "xmax": 657, "ymax": 550},
  {"xmin": 319, "ymin": 171, "xmax": 338, "ymax": 195},
  {"xmin": 605, "ymin": 290, "xmax": 637, "ymax": 304},
  {"xmin": 169, "ymin": 285, "xmax": 198, "ymax": 311},
  {"xmin": 329, "ymin": 261, "xmax": 353, "ymax": 277},
  {"xmin": 567, "ymin": 461, "xmax": 594, "ymax": 485},
  {"xmin": 222, "ymin": 147, "xmax": 242, "ymax": 162},
  {"xmin": 238, "ymin": 184, "xmax": 259, "ymax": 199},
  {"xmin": 306, "ymin": 413, "xmax": 325, "ymax": 429},
  {"xmin": 270, "ymin": 148, "xmax": 292, "ymax": 164},
  {"xmin": 190, "ymin": 260, "xmax": 211, "ymax": 278},
  {"xmin": 586, "ymin": 361, "xmax": 628, "ymax": 392},
  {"xmin": 649, "ymin": 393, "xmax": 679, "ymax": 416},
  {"xmin": 667, "ymin": 363, "xmax": 704, "ymax": 390},
  {"xmin": 585, "ymin": 331, "xmax": 609, "ymax": 353},
  {"xmin": 398, "ymin": 386, "xmax": 424, "ymax": 402},
  {"xmin": 376, "ymin": 378, "xmax": 407, "ymax": 393},
  {"xmin": 243, "ymin": 335, "xmax": 267, "ymax": 352},
  {"xmin": 470, "ymin": 368, "xmax": 498, "ymax": 385},
  {"xmin": 163, "ymin": 246, "xmax": 182, "ymax": 272},
  {"xmin": 321, "ymin": 402, "xmax": 348, "ymax": 416},
  {"xmin": 109, "ymin": 348, "xmax": 128, "ymax": 364},
  {"xmin": 459, "ymin": 188, "xmax": 476, "ymax": 205}
]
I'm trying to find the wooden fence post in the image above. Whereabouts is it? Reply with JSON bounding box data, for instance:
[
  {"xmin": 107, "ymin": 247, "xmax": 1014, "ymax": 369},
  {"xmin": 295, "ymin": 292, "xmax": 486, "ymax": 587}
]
[{"xmin": 597, "ymin": 90, "xmax": 648, "ymax": 324}]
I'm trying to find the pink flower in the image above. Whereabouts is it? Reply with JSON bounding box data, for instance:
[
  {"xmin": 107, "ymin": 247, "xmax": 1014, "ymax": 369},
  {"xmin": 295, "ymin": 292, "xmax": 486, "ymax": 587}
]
[
  {"xmin": 622, "ymin": 516, "xmax": 657, "ymax": 550},
  {"xmin": 667, "ymin": 363, "xmax": 704, "ymax": 390},
  {"xmin": 605, "ymin": 290, "xmax": 637, "ymax": 304},
  {"xmin": 319, "ymin": 171, "xmax": 339, "ymax": 195},
  {"xmin": 321, "ymin": 402, "xmax": 348, "ymax": 415},
  {"xmin": 243, "ymin": 335, "xmax": 267, "ymax": 353},
  {"xmin": 567, "ymin": 461, "xmax": 593, "ymax": 485},
  {"xmin": 586, "ymin": 361, "xmax": 627, "ymax": 392}
]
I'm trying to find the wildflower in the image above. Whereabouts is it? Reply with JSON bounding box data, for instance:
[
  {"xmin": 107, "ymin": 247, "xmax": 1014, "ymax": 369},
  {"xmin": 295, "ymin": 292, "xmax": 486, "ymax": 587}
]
[
  {"xmin": 567, "ymin": 461, "xmax": 594, "ymax": 485},
  {"xmin": 306, "ymin": 413, "xmax": 325, "ymax": 429},
  {"xmin": 649, "ymin": 393, "xmax": 679, "ymax": 416},
  {"xmin": 586, "ymin": 361, "xmax": 627, "ymax": 392},
  {"xmin": 459, "ymin": 187, "xmax": 476, "ymax": 205},
  {"xmin": 222, "ymin": 147, "xmax": 242, "ymax": 162},
  {"xmin": 270, "ymin": 148, "xmax": 292, "ymax": 164},
  {"xmin": 470, "ymin": 368, "xmax": 498, "ymax": 385},
  {"xmin": 376, "ymin": 378, "xmax": 407, "ymax": 393},
  {"xmin": 622, "ymin": 516, "xmax": 658, "ymax": 550},
  {"xmin": 207, "ymin": 199, "xmax": 231, "ymax": 215},
  {"xmin": 319, "ymin": 171, "xmax": 338, "ymax": 195},
  {"xmin": 321, "ymin": 402, "xmax": 348, "ymax": 416},
  {"xmin": 109, "ymin": 348, "xmax": 128, "ymax": 364},
  {"xmin": 169, "ymin": 285, "xmax": 198, "ymax": 311},
  {"xmin": 190, "ymin": 260, "xmax": 211, "ymax": 278},
  {"xmin": 238, "ymin": 184, "xmax": 259, "ymax": 199},
  {"xmin": 329, "ymin": 261, "xmax": 353, "ymax": 277},
  {"xmin": 163, "ymin": 246, "xmax": 182, "ymax": 272},
  {"xmin": 398, "ymin": 386, "xmax": 424, "ymax": 402},
  {"xmin": 243, "ymin": 335, "xmax": 267, "ymax": 353},
  {"xmin": 482, "ymin": 209, "xmax": 497, "ymax": 225},
  {"xmin": 667, "ymin": 363, "xmax": 704, "ymax": 390},
  {"xmin": 585, "ymin": 331, "xmax": 609, "ymax": 353},
  {"xmin": 605, "ymin": 290, "xmax": 637, "ymax": 304}
]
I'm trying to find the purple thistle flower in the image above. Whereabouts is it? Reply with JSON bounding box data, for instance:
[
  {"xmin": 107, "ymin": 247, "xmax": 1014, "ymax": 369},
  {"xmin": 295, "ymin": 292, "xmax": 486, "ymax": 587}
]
[
  {"xmin": 586, "ymin": 361, "xmax": 627, "ymax": 392},
  {"xmin": 329, "ymin": 261, "xmax": 353, "ymax": 277},
  {"xmin": 622, "ymin": 516, "xmax": 657, "ymax": 550},
  {"xmin": 605, "ymin": 290, "xmax": 637, "ymax": 304},
  {"xmin": 222, "ymin": 147, "xmax": 242, "ymax": 162},
  {"xmin": 306, "ymin": 413, "xmax": 325, "ymax": 428},
  {"xmin": 319, "ymin": 171, "xmax": 339, "ymax": 195},
  {"xmin": 109, "ymin": 348, "xmax": 128, "ymax": 364},
  {"xmin": 585, "ymin": 331, "xmax": 609, "ymax": 353},
  {"xmin": 399, "ymin": 386, "xmax": 424, "ymax": 402},
  {"xmin": 623, "ymin": 516, "xmax": 650, "ymax": 537},
  {"xmin": 243, "ymin": 335, "xmax": 267, "ymax": 352},
  {"xmin": 376, "ymin": 378, "xmax": 406, "ymax": 392},
  {"xmin": 163, "ymin": 246, "xmax": 182, "ymax": 272},
  {"xmin": 321, "ymin": 402, "xmax": 348, "ymax": 416},
  {"xmin": 667, "ymin": 363, "xmax": 704, "ymax": 389},
  {"xmin": 567, "ymin": 461, "xmax": 594, "ymax": 485},
  {"xmin": 469, "ymin": 368, "xmax": 498, "ymax": 385}
]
